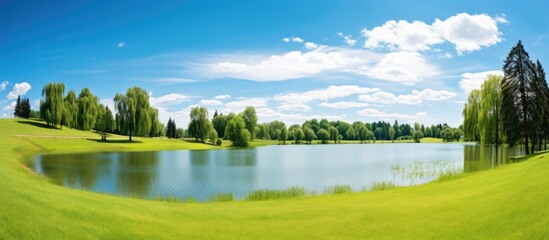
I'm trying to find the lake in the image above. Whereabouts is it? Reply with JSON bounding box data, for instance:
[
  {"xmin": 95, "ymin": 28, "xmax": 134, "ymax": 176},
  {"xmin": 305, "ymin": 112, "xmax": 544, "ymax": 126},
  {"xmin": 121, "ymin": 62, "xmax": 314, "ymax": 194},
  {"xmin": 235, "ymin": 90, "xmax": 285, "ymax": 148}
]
[{"xmin": 28, "ymin": 143, "xmax": 524, "ymax": 201}]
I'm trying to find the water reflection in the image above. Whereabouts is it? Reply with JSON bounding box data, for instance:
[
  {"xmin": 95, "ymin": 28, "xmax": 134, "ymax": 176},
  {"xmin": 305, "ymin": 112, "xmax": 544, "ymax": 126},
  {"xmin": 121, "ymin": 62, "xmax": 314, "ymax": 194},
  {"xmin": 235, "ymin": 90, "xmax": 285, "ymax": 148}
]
[{"xmin": 29, "ymin": 143, "xmax": 525, "ymax": 201}]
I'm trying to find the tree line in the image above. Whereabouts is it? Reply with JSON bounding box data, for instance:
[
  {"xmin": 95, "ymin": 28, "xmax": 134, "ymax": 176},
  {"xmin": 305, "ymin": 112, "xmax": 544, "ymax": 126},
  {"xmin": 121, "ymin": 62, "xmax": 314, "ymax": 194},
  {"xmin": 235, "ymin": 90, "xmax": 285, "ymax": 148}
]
[{"xmin": 463, "ymin": 41, "xmax": 548, "ymax": 154}]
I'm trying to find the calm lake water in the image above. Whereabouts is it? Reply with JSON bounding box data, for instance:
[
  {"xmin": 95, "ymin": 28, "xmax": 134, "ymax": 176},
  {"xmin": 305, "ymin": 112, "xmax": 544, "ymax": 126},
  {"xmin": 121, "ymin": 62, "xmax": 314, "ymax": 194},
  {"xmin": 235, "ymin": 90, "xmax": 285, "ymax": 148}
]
[{"xmin": 28, "ymin": 143, "xmax": 524, "ymax": 201}]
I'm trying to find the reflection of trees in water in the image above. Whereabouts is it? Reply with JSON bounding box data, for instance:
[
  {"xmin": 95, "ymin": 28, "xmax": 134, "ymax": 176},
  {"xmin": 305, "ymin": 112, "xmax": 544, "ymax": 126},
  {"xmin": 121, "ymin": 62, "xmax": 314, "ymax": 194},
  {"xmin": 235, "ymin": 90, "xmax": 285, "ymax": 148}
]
[
  {"xmin": 39, "ymin": 153, "xmax": 111, "ymax": 189},
  {"xmin": 225, "ymin": 149, "xmax": 257, "ymax": 166},
  {"xmin": 116, "ymin": 151, "xmax": 159, "ymax": 198},
  {"xmin": 391, "ymin": 160, "xmax": 461, "ymax": 185},
  {"xmin": 463, "ymin": 145, "xmax": 524, "ymax": 172}
]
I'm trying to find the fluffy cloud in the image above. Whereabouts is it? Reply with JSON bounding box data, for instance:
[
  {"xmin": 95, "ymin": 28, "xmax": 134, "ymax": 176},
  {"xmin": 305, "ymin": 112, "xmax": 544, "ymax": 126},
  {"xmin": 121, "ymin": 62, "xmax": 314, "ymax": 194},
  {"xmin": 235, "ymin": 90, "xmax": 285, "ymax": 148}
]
[
  {"xmin": 199, "ymin": 99, "xmax": 223, "ymax": 106},
  {"xmin": 214, "ymin": 94, "xmax": 231, "ymax": 100},
  {"xmin": 211, "ymin": 48, "xmax": 370, "ymax": 81},
  {"xmin": 275, "ymin": 85, "xmax": 380, "ymax": 103},
  {"xmin": 459, "ymin": 70, "xmax": 503, "ymax": 93},
  {"xmin": 338, "ymin": 32, "xmax": 357, "ymax": 46},
  {"xmin": 356, "ymin": 51, "xmax": 438, "ymax": 84},
  {"xmin": 0, "ymin": 81, "xmax": 8, "ymax": 91},
  {"xmin": 304, "ymin": 42, "xmax": 318, "ymax": 49},
  {"xmin": 359, "ymin": 88, "xmax": 456, "ymax": 105},
  {"xmin": 362, "ymin": 13, "xmax": 505, "ymax": 53},
  {"xmin": 149, "ymin": 93, "xmax": 191, "ymax": 107},
  {"xmin": 277, "ymin": 103, "xmax": 311, "ymax": 112},
  {"xmin": 7, "ymin": 82, "xmax": 31, "ymax": 99},
  {"xmin": 117, "ymin": 42, "xmax": 126, "ymax": 48},
  {"xmin": 363, "ymin": 20, "xmax": 443, "ymax": 51},
  {"xmin": 291, "ymin": 37, "xmax": 304, "ymax": 43},
  {"xmin": 318, "ymin": 101, "xmax": 370, "ymax": 109},
  {"xmin": 357, "ymin": 108, "xmax": 429, "ymax": 122},
  {"xmin": 224, "ymin": 98, "xmax": 268, "ymax": 112},
  {"xmin": 256, "ymin": 107, "xmax": 343, "ymax": 124},
  {"xmin": 433, "ymin": 13, "xmax": 506, "ymax": 54}
]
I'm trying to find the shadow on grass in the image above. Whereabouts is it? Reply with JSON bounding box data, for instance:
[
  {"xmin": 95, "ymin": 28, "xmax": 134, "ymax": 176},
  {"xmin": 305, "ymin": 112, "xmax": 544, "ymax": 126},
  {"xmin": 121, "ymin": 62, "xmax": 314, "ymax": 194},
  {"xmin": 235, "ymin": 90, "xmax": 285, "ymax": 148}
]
[
  {"xmin": 16, "ymin": 120, "xmax": 56, "ymax": 130},
  {"xmin": 87, "ymin": 139, "xmax": 143, "ymax": 144}
]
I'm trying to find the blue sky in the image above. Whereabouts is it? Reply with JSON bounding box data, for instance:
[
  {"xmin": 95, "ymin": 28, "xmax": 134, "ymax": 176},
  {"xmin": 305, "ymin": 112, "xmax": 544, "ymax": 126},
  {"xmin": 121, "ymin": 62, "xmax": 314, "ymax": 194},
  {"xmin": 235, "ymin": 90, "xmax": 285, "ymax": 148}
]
[{"xmin": 1, "ymin": 0, "xmax": 548, "ymax": 127}]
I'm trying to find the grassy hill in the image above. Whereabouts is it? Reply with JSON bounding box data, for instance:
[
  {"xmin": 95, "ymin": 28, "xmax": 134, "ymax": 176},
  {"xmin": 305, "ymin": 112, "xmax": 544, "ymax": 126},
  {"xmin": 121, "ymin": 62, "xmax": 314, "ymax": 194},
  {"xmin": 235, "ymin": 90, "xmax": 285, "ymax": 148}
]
[{"xmin": 0, "ymin": 118, "xmax": 548, "ymax": 239}]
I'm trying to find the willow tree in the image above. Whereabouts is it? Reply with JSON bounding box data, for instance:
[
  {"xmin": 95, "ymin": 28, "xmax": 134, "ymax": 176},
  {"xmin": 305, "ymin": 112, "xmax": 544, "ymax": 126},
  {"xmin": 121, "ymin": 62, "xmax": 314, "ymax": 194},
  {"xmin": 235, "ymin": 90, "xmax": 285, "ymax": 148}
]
[
  {"xmin": 502, "ymin": 40, "xmax": 536, "ymax": 154},
  {"xmin": 241, "ymin": 106, "xmax": 258, "ymax": 140},
  {"xmin": 114, "ymin": 87, "xmax": 157, "ymax": 141},
  {"xmin": 77, "ymin": 88, "xmax": 99, "ymax": 130},
  {"xmin": 463, "ymin": 89, "xmax": 481, "ymax": 141},
  {"xmin": 188, "ymin": 106, "xmax": 211, "ymax": 142},
  {"xmin": 63, "ymin": 90, "xmax": 78, "ymax": 128},
  {"xmin": 478, "ymin": 75, "xmax": 504, "ymax": 144},
  {"xmin": 40, "ymin": 82, "xmax": 65, "ymax": 128}
]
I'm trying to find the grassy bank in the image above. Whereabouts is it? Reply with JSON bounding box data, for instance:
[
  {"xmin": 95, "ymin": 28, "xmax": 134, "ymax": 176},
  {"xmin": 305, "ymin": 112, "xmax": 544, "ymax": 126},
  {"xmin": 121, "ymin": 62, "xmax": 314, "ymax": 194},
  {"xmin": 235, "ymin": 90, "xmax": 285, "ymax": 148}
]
[{"xmin": 0, "ymin": 118, "xmax": 548, "ymax": 239}]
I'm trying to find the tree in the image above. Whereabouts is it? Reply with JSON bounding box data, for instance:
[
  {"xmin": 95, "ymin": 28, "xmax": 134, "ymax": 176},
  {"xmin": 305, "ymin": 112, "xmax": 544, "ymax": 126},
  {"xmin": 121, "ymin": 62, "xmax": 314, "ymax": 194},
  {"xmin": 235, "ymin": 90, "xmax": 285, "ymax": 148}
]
[
  {"xmin": 77, "ymin": 88, "xmax": 99, "ymax": 130},
  {"xmin": 209, "ymin": 127, "xmax": 218, "ymax": 145},
  {"xmin": 40, "ymin": 82, "xmax": 65, "ymax": 128},
  {"xmin": 389, "ymin": 127, "xmax": 395, "ymax": 142},
  {"xmin": 412, "ymin": 130, "xmax": 424, "ymax": 143},
  {"xmin": 212, "ymin": 115, "xmax": 228, "ymax": 138},
  {"xmin": 463, "ymin": 90, "xmax": 481, "ymax": 141},
  {"xmin": 328, "ymin": 126, "xmax": 338, "ymax": 144},
  {"xmin": 225, "ymin": 115, "xmax": 250, "ymax": 147},
  {"xmin": 63, "ymin": 90, "xmax": 78, "ymax": 128},
  {"xmin": 357, "ymin": 125, "xmax": 368, "ymax": 143},
  {"xmin": 374, "ymin": 127, "xmax": 383, "ymax": 141},
  {"xmin": 345, "ymin": 127, "xmax": 356, "ymax": 140},
  {"xmin": 502, "ymin": 40, "xmax": 536, "ymax": 154},
  {"xmin": 114, "ymin": 87, "xmax": 159, "ymax": 141},
  {"xmin": 95, "ymin": 106, "xmax": 115, "ymax": 134},
  {"xmin": 533, "ymin": 60, "xmax": 549, "ymax": 150},
  {"xmin": 292, "ymin": 128, "xmax": 304, "ymax": 144},
  {"xmin": 188, "ymin": 106, "xmax": 211, "ymax": 142},
  {"xmin": 478, "ymin": 75, "xmax": 504, "ymax": 144},
  {"xmin": 241, "ymin": 106, "xmax": 258, "ymax": 140},
  {"xmin": 316, "ymin": 129, "xmax": 330, "ymax": 144},
  {"xmin": 279, "ymin": 127, "xmax": 287, "ymax": 144},
  {"xmin": 13, "ymin": 95, "xmax": 21, "ymax": 117},
  {"xmin": 303, "ymin": 127, "xmax": 316, "ymax": 144},
  {"xmin": 166, "ymin": 118, "xmax": 178, "ymax": 138}
]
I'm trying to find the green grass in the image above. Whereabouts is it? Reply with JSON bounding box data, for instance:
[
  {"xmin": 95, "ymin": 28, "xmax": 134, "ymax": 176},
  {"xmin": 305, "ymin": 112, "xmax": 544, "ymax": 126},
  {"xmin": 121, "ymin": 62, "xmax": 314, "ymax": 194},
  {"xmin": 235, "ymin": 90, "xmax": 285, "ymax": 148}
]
[
  {"xmin": 1, "ymin": 118, "xmax": 549, "ymax": 239},
  {"xmin": 323, "ymin": 184, "xmax": 353, "ymax": 194},
  {"xmin": 209, "ymin": 193, "xmax": 235, "ymax": 202},
  {"xmin": 245, "ymin": 186, "xmax": 307, "ymax": 201},
  {"xmin": 369, "ymin": 181, "xmax": 398, "ymax": 191}
]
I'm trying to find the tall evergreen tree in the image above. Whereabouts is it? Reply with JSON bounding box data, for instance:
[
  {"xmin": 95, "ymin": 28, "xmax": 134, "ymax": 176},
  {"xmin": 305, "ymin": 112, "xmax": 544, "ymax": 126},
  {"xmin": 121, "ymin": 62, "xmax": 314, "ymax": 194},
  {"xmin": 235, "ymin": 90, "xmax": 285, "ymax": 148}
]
[
  {"xmin": 13, "ymin": 95, "xmax": 21, "ymax": 117},
  {"xmin": 19, "ymin": 97, "xmax": 31, "ymax": 118},
  {"xmin": 533, "ymin": 60, "xmax": 549, "ymax": 150},
  {"xmin": 502, "ymin": 40, "xmax": 537, "ymax": 154}
]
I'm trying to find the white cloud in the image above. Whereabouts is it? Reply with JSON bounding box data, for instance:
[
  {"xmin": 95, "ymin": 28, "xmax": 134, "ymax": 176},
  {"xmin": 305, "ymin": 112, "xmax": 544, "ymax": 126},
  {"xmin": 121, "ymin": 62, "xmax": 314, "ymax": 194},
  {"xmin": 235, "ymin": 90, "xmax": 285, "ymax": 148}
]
[
  {"xmin": 214, "ymin": 94, "xmax": 231, "ymax": 100},
  {"xmin": 362, "ymin": 13, "xmax": 505, "ymax": 54},
  {"xmin": 275, "ymin": 85, "xmax": 380, "ymax": 104},
  {"xmin": 277, "ymin": 103, "xmax": 311, "ymax": 112},
  {"xmin": 283, "ymin": 38, "xmax": 290, "ymax": 43},
  {"xmin": 433, "ymin": 13, "xmax": 505, "ymax": 54},
  {"xmin": 363, "ymin": 20, "xmax": 444, "ymax": 51},
  {"xmin": 459, "ymin": 70, "xmax": 503, "ymax": 93},
  {"xmin": 319, "ymin": 101, "xmax": 370, "ymax": 109},
  {"xmin": 338, "ymin": 32, "xmax": 357, "ymax": 46},
  {"xmin": 357, "ymin": 108, "xmax": 428, "ymax": 122},
  {"xmin": 117, "ymin": 42, "xmax": 126, "ymax": 48},
  {"xmin": 199, "ymin": 99, "xmax": 223, "ymax": 106},
  {"xmin": 256, "ymin": 107, "xmax": 343, "ymax": 124},
  {"xmin": 0, "ymin": 81, "xmax": 8, "ymax": 91},
  {"xmin": 210, "ymin": 48, "xmax": 370, "ymax": 81},
  {"xmin": 224, "ymin": 98, "xmax": 268, "ymax": 112},
  {"xmin": 359, "ymin": 88, "xmax": 456, "ymax": 105},
  {"xmin": 100, "ymin": 99, "xmax": 115, "ymax": 111},
  {"xmin": 304, "ymin": 42, "xmax": 318, "ymax": 49},
  {"xmin": 7, "ymin": 82, "xmax": 31, "ymax": 99},
  {"xmin": 149, "ymin": 93, "xmax": 191, "ymax": 107},
  {"xmin": 291, "ymin": 37, "xmax": 304, "ymax": 43},
  {"xmin": 358, "ymin": 51, "xmax": 438, "ymax": 85},
  {"xmin": 3, "ymin": 101, "xmax": 16, "ymax": 111}
]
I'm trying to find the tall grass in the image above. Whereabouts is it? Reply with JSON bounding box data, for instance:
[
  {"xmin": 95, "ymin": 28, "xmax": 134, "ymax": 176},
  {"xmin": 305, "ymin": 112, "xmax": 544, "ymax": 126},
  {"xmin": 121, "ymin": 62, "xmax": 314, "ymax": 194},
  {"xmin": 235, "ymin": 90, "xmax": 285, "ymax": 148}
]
[
  {"xmin": 209, "ymin": 192, "xmax": 234, "ymax": 202},
  {"xmin": 245, "ymin": 186, "xmax": 307, "ymax": 201},
  {"xmin": 323, "ymin": 185, "xmax": 352, "ymax": 194},
  {"xmin": 369, "ymin": 181, "xmax": 397, "ymax": 191}
]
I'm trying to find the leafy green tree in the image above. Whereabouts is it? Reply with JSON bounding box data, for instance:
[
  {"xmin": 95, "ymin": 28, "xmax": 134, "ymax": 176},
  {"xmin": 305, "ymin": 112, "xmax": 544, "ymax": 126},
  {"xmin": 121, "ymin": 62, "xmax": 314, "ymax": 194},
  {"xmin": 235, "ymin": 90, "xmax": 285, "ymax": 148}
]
[
  {"xmin": 212, "ymin": 115, "xmax": 228, "ymax": 138},
  {"xmin": 40, "ymin": 82, "xmax": 65, "ymax": 128},
  {"xmin": 292, "ymin": 128, "xmax": 304, "ymax": 144},
  {"xmin": 389, "ymin": 127, "xmax": 395, "ymax": 142},
  {"xmin": 256, "ymin": 123, "xmax": 270, "ymax": 140},
  {"xmin": 328, "ymin": 126, "xmax": 338, "ymax": 144},
  {"xmin": 63, "ymin": 90, "xmax": 78, "ymax": 128},
  {"xmin": 357, "ymin": 125, "xmax": 368, "ymax": 143},
  {"xmin": 303, "ymin": 127, "xmax": 316, "ymax": 144},
  {"xmin": 95, "ymin": 105, "xmax": 115, "ymax": 134},
  {"xmin": 478, "ymin": 75, "xmax": 504, "ymax": 144},
  {"xmin": 279, "ymin": 128, "xmax": 287, "ymax": 144},
  {"xmin": 188, "ymin": 106, "xmax": 211, "ymax": 142},
  {"xmin": 463, "ymin": 89, "xmax": 481, "ymax": 141},
  {"xmin": 114, "ymin": 87, "xmax": 158, "ymax": 141},
  {"xmin": 345, "ymin": 127, "xmax": 356, "ymax": 140},
  {"xmin": 241, "ymin": 106, "xmax": 258, "ymax": 140},
  {"xmin": 412, "ymin": 130, "xmax": 424, "ymax": 143},
  {"xmin": 225, "ymin": 115, "xmax": 250, "ymax": 147},
  {"xmin": 374, "ymin": 127, "xmax": 383, "ymax": 141},
  {"xmin": 316, "ymin": 129, "xmax": 330, "ymax": 144},
  {"xmin": 77, "ymin": 88, "xmax": 99, "ymax": 130},
  {"xmin": 209, "ymin": 127, "xmax": 218, "ymax": 145},
  {"xmin": 502, "ymin": 40, "xmax": 536, "ymax": 154}
]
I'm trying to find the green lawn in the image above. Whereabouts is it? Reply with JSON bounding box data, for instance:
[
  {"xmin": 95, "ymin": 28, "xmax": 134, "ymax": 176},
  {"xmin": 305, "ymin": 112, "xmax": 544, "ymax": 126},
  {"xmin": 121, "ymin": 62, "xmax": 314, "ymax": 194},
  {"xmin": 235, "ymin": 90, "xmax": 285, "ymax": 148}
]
[{"xmin": 0, "ymin": 118, "xmax": 548, "ymax": 239}]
